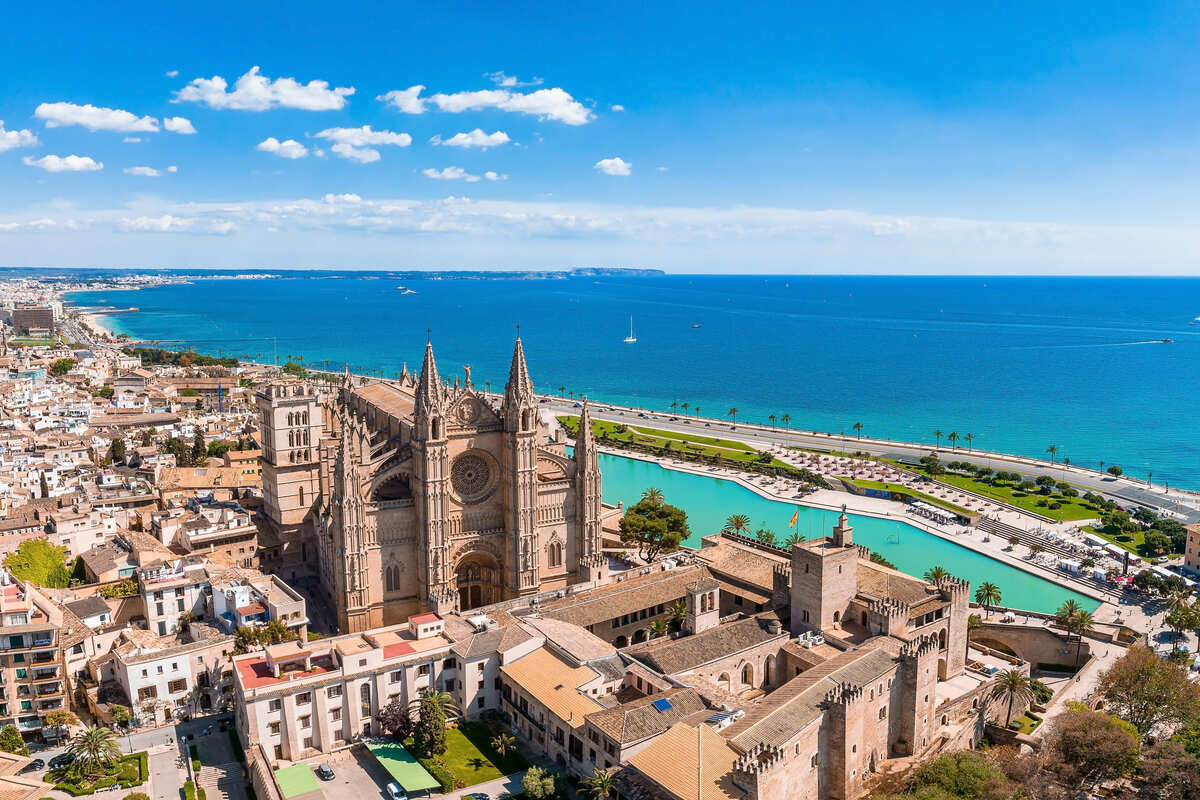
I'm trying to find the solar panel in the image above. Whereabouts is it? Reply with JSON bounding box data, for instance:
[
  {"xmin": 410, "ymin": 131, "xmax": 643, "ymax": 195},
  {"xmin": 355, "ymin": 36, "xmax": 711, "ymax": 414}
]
[{"xmin": 651, "ymin": 698, "xmax": 673, "ymax": 712}]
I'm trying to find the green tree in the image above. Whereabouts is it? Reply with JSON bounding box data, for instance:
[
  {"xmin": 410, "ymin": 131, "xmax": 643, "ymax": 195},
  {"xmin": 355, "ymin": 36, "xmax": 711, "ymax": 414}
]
[
  {"xmin": 489, "ymin": 731, "xmax": 516, "ymax": 758},
  {"xmin": 1055, "ymin": 599, "xmax": 1083, "ymax": 629},
  {"xmin": 641, "ymin": 487, "xmax": 664, "ymax": 505},
  {"xmin": 947, "ymin": 431, "xmax": 959, "ymax": 448},
  {"xmin": 50, "ymin": 358, "xmax": 76, "ymax": 376},
  {"xmin": 1107, "ymin": 464, "xmax": 1123, "ymax": 476},
  {"xmin": 922, "ymin": 565, "xmax": 950, "ymax": 584},
  {"xmin": 1138, "ymin": 741, "xmax": 1200, "ymax": 800},
  {"xmin": 618, "ymin": 493, "xmax": 689, "ymax": 560},
  {"xmin": 908, "ymin": 751, "xmax": 1009, "ymax": 799},
  {"xmin": 727, "ymin": 408, "xmax": 738, "ymax": 423},
  {"xmin": 933, "ymin": 429, "xmax": 943, "ymax": 449},
  {"xmin": 522, "ymin": 766, "xmax": 558, "ymax": 800},
  {"xmin": 39, "ymin": 471, "xmax": 48, "ymax": 498},
  {"xmin": 1051, "ymin": 707, "xmax": 1139, "ymax": 786},
  {"xmin": 140, "ymin": 430, "xmax": 153, "ymax": 447},
  {"xmin": 110, "ymin": 438, "xmax": 126, "ymax": 463},
  {"xmin": 3, "ymin": 538, "xmax": 71, "ymax": 587},
  {"xmin": 644, "ymin": 619, "xmax": 668, "ymax": 639},
  {"xmin": 1067, "ymin": 609, "xmax": 1093, "ymax": 667},
  {"xmin": 667, "ymin": 600, "xmax": 687, "ymax": 631},
  {"xmin": 1145, "ymin": 530, "xmax": 1173, "ymax": 554},
  {"xmin": 753, "ymin": 527, "xmax": 777, "ymax": 546},
  {"xmin": 988, "ymin": 669, "xmax": 1034, "ymax": 727},
  {"xmin": 1096, "ymin": 645, "xmax": 1200, "ymax": 735},
  {"xmin": 67, "ymin": 726, "xmax": 122, "ymax": 777},
  {"xmin": 723, "ymin": 514, "xmax": 751, "ymax": 537},
  {"xmin": 581, "ymin": 768, "xmax": 614, "ymax": 800},
  {"xmin": 45, "ymin": 709, "xmax": 78, "ymax": 745},
  {"xmin": 0, "ymin": 725, "xmax": 28, "ymax": 756},
  {"xmin": 974, "ymin": 582, "xmax": 1001, "ymax": 618},
  {"xmin": 1045, "ymin": 444, "xmax": 1058, "ymax": 462},
  {"xmin": 191, "ymin": 429, "xmax": 206, "ymax": 464},
  {"xmin": 852, "ymin": 421, "xmax": 863, "ymax": 438},
  {"xmin": 412, "ymin": 692, "xmax": 447, "ymax": 757},
  {"xmin": 964, "ymin": 432, "xmax": 974, "ymax": 450}
]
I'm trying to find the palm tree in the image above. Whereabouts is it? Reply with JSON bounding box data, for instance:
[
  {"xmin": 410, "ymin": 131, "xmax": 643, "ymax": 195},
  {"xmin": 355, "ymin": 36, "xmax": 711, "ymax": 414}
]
[
  {"xmin": 641, "ymin": 487, "xmax": 664, "ymax": 505},
  {"xmin": 68, "ymin": 726, "xmax": 122, "ymax": 777},
  {"xmin": 409, "ymin": 689, "xmax": 460, "ymax": 720},
  {"xmin": 681, "ymin": 402, "xmax": 690, "ymax": 415},
  {"xmin": 933, "ymin": 429, "xmax": 943, "ymax": 449},
  {"xmin": 582, "ymin": 768, "xmax": 614, "ymax": 800},
  {"xmin": 490, "ymin": 731, "xmax": 516, "ymax": 757},
  {"xmin": 1006, "ymin": 534, "xmax": 1019, "ymax": 550},
  {"xmin": 768, "ymin": 414, "xmax": 777, "ymax": 428},
  {"xmin": 964, "ymin": 432, "xmax": 974, "ymax": 451},
  {"xmin": 724, "ymin": 514, "xmax": 751, "ymax": 537},
  {"xmin": 947, "ymin": 431, "xmax": 959, "ymax": 449},
  {"xmin": 1028, "ymin": 542, "xmax": 1044, "ymax": 559},
  {"xmin": 727, "ymin": 408, "xmax": 738, "ymax": 423},
  {"xmin": 974, "ymin": 582, "xmax": 1002, "ymax": 618},
  {"xmin": 670, "ymin": 401, "xmax": 679, "ymax": 414},
  {"xmin": 923, "ymin": 566, "xmax": 950, "ymax": 584},
  {"xmin": 667, "ymin": 600, "xmax": 687, "ymax": 631},
  {"xmin": 1147, "ymin": 470, "xmax": 1153, "ymax": 487},
  {"xmin": 852, "ymin": 422, "xmax": 864, "ymax": 439},
  {"xmin": 693, "ymin": 406, "xmax": 700, "ymax": 418},
  {"xmin": 644, "ymin": 619, "xmax": 668, "ymax": 639},
  {"xmin": 1055, "ymin": 599, "xmax": 1083, "ymax": 630},
  {"xmin": 558, "ymin": 386, "xmax": 565, "ymax": 397},
  {"xmin": 1045, "ymin": 444, "xmax": 1057, "ymax": 463},
  {"xmin": 781, "ymin": 413, "xmax": 791, "ymax": 429},
  {"xmin": 1068, "ymin": 609, "xmax": 1093, "ymax": 667},
  {"xmin": 988, "ymin": 669, "xmax": 1034, "ymax": 727},
  {"xmin": 1099, "ymin": 460, "xmax": 1105, "ymax": 475}
]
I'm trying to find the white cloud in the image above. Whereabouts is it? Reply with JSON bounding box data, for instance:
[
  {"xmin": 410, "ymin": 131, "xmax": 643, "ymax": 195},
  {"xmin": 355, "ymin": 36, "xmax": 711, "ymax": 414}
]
[
  {"xmin": 166, "ymin": 69, "xmax": 179, "ymax": 77},
  {"xmin": 484, "ymin": 71, "xmax": 543, "ymax": 88},
  {"xmin": 0, "ymin": 218, "xmax": 62, "ymax": 233},
  {"xmin": 428, "ymin": 87, "xmax": 593, "ymax": 125},
  {"xmin": 123, "ymin": 166, "xmax": 161, "ymax": 177},
  {"xmin": 174, "ymin": 66, "xmax": 354, "ymax": 111},
  {"xmin": 380, "ymin": 84, "xmax": 593, "ymax": 125},
  {"xmin": 594, "ymin": 157, "xmax": 631, "ymax": 176},
  {"xmin": 376, "ymin": 86, "xmax": 427, "ymax": 114},
  {"xmin": 119, "ymin": 215, "xmax": 234, "ymax": 234},
  {"xmin": 484, "ymin": 171, "xmax": 507, "ymax": 181},
  {"xmin": 323, "ymin": 193, "xmax": 363, "ymax": 204},
  {"xmin": 162, "ymin": 116, "xmax": 196, "ymax": 134},
  {"xmin": 256, "ymin": 137, "xmax": 309, "ymax": 159},
  {"xmin": 34, "ymin": 102, "xmax": 159, "ymax": 132},
  {"xmin": 167, "ymin": 165, "xmax": 178, "ymax": 173},
  {"xmin": 430, "ymin": 129, "xmax": 510, "ymax": 150},
  {"xmin": 610, "ymin": 104, "xmax": 625, "ymax": 112},
  {"xmin": 423, "ymin": 166, "xmax": 481, "ymax": 183},
  {"xmin": 656, "ymin": 166, "xmax": 668, "ymax": 172},
  {"xmin": 314, "ymin": 126, "xmax": 412, "ymax": 163},
  {"xmin": 0, "ymin": 121, "xmax": 38, "ymax": 152},
  {"xmin": 123, "ymin": 137, "xmax": 142, "ymax": 143},
  {"xmin": 23, "ymin": 154, "xmax": 103, "ymax": 172}
]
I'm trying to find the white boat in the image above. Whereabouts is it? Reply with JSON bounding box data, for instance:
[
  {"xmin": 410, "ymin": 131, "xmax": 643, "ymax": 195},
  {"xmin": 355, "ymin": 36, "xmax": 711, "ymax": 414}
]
[{"xmin": 623, "ymin": 316, "xmax": 637, "ymax": 343}]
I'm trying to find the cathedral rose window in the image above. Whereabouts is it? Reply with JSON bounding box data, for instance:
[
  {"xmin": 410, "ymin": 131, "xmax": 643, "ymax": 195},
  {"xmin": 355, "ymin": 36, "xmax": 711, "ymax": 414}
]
[{"xmin": 451, "ymin": 453, "xmax": 493, "ymax": 502}]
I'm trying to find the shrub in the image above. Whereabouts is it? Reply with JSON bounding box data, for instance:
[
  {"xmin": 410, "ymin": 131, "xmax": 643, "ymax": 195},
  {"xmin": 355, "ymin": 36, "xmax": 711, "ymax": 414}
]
[
  {"xmin": 125, "ymin": 794, "xmax": 150, "ymax": 800},
  {"xmin": 184, "ymin": 781, "xmax": 196, "ymax": 800},
  {"xmin": 191, "ymin": 758, "xmax": 201, "ymax": 773},
  {"xmin": 227, "ymin": 729, "xmax": 245, "ymax": 763}
]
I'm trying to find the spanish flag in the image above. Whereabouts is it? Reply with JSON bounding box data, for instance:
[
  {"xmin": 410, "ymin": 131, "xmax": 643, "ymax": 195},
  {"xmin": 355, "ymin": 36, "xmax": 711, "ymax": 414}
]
[{"xmin": 789, "ymin": 508, "xmax": 799, "ymax": 528}]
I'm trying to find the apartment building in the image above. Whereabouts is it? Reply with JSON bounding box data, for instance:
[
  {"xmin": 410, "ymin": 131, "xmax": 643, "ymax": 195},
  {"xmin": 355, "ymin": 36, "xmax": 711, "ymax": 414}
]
[
  {"xmin": 0, "ymin": 572, "xmax": 67, "ymax": 740},
  {"xmin": 211, "ymin": 573, "xmax": 308, "ymax": 641},
  {"xmin": 150, "ymin": 496, "xmax": 258, "ymax": 566},
  {"xmin": 234, "ymin": 614, "xmax": 458, "ymax": 764}
]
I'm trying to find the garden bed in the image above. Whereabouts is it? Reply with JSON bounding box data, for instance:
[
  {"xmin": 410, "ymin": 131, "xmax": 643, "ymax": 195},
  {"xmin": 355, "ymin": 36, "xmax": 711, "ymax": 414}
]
[{"xmin": 46, "ymin": 751, "xmax": 148, "ymax": 796}]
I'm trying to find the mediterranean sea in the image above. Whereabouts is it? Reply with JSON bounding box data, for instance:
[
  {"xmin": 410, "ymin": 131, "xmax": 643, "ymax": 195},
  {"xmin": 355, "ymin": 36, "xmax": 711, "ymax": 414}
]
[{"xmin": 67, "ymin": 273, "xmax": 1200, "ymax": 488}]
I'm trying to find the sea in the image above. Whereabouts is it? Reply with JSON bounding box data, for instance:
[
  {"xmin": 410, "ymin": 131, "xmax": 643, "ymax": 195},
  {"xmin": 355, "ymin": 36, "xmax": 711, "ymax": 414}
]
[{"xmin": 65, "ymin": 272, "xmax": 1200, "ymax": 489}]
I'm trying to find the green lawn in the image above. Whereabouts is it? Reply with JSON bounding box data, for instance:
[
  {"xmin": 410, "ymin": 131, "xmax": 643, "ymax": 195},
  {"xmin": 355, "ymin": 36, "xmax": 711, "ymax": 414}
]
[
  {"xmin": 439, "ymin": 723, "xmax": 529, "ymax": 786},
  {"xmin": 1080, "ymin": 523, "xmax": 1182, "ymax": 559},
  {"xmin": 842, "ymin": 478, "xmax": 977, "ymax": 518},
  {"xmin": 897, "ymin": 467, "xmax": 1103, "ymax": 522},
  {"xmin": 1012, "ymin": 713, "xmax": 1042, "ymax": 734},
  {"xmin": 559, "ymin": 416, "xmax": 787, "ymax": 469},
  {"xmin": 11, "ymin": 337, "xmax": 55, "ymax": 347}
]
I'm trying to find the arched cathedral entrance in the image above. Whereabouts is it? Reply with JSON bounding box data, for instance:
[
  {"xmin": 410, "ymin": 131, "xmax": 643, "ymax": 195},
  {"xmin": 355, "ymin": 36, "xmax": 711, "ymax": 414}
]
[{"xmin": 455, "ymin": 552, "xmax": 502, "ymax": 610}]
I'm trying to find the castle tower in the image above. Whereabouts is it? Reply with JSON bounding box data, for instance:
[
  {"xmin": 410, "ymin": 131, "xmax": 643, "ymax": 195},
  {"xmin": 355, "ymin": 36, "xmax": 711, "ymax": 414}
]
[
  {"xmin": 413, "ymin": 339, "xmax": 454, "ymax": 613},
  {"xmin": 897, "ymin": 635, "xmax": 940, "ymax": 756},
  {"xmin": 789, "ymin": 515, "xmax": 859, "ymax": 634},
  {"xmin": 682, "ymin": 577, "xmax": 720, "ymax": 635},
  {"xmin": 573, "ymin": 400, "xmax": 602, "ymax": 563},
  {"xmin": 732, "ymin": 742, "xmax": 788, "ymax": 800},
  {"xmin": 256, "ymin": 383, "xmax": 322, "ymax": 574},
  {"xmin": 938, "ymin": 576, "xmax": 971, "ymax": 679},
  {"xmin": 832, "ymin": 505, "xmax": 853, "ymax": 546},
  {"xmin": 824, "ymin": 682, "xmax": 867, "ymax": 800},
  {"xmin": 502, "ymin": 336, "xmax": 539, "ymax": 597}
]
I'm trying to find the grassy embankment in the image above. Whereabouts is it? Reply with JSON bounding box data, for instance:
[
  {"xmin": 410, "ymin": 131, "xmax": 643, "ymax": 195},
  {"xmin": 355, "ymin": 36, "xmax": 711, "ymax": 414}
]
[
  {"xmin": 558, "ymin": 416, "xmax": 796, "ymax": 471},
  {"xmin": 887, "ymin": 460, "xmax": 1104, "ymax": 522},
  {"xmin": 839, "ymin": 477, "xmax": 977, "ymax": 519}
]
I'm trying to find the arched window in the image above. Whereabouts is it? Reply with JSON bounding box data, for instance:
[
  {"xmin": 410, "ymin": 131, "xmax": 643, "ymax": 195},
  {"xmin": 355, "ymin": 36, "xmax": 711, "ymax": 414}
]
[
  {"xmin": 718, "ymin": 672, "xmax": 732, "ymax": 691},
  {"xmin": 548, "ymin": 541, "xmax": 562, "ymax": 568},
  {"xmin": 302, "ymin": 411, "xmax": 308, "ymax": 425},
  {"xmin": 288, "ymin": 431, "xmax": 295, "ymax": 447},
  {"xmin": 298, "ymin": 486, "xmax": 305, "ymax": 507},
  {"xmin": 741, "ymin": 663, "xmax": 754, "ymax": 687},
  {"xmin": 833, "ymin": 610, "xmax": 841, "ymax": 623}
]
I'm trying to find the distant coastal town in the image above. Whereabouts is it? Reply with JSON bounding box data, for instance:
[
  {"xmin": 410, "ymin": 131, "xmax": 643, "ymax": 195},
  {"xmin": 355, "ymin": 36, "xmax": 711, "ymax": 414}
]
[{"xmin": 0, "ymin": 271, "xmax": 1193, "ymax": 800}]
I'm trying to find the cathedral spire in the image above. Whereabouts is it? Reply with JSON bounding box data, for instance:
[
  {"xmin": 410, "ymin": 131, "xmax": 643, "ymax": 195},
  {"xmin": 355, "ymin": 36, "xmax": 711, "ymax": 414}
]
[
  {"xmin": 504, "ymin": 335, "xmax": 535, "ymax": 407},
  {"xmin": 415, "ymin": 338, "xmax": 444, "ymax": 415},
  {"xmin": 574, "ymin": 398, "xmax": 595, "ymax": 462}
]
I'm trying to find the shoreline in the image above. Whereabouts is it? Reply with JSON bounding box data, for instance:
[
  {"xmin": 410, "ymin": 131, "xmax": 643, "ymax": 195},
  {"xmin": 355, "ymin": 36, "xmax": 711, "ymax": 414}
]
[{"xmin": 599, "ymin": 443, "xmax": 1111, "ymax": 604}]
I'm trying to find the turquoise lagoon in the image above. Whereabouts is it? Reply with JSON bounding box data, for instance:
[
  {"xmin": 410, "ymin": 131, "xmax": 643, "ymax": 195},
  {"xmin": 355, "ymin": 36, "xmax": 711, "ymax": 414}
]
[{"xmin": 598, "ymin": 453, "xmax": 1099, "ymax": 615}]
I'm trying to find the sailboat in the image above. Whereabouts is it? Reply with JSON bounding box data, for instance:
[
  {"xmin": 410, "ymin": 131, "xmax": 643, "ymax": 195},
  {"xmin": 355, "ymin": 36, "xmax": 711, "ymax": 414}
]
[{"xmin": 623, "ymin": 316, "xmax": 637, "ymax": 343}]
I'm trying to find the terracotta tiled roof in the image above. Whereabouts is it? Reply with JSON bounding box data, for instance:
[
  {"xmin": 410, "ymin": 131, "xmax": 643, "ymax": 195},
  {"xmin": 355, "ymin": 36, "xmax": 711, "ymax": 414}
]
[
  {"xmin": 626, "ymin": 613, "xmax": 786, "ymax": 676},
  {"xmin": 626, "ymin": 722, "xmax": 742, "ymax": 800},
  {"xmin": 585, "ymin": 687, "xmax": 707, "ymax": 745},
  {"xmin": 500, "ymin": 646, "xmax": 604, "ymax": 729},
  {"xmin": 539, "ymin": 565, "xmax": 712, "ymax": 630}
]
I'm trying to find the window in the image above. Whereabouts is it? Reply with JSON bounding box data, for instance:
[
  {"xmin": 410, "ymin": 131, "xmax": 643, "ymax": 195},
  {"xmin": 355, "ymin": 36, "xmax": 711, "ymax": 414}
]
[
  {"xmin": 443, "ymin": 658, "xmax": 456, "ymax": 670},
  {"xmin": 327, "ymin": 686, "xmax": 342, "ymax": 699},
  {"xmin": 478, "ymin": 680, "xmax": 485, "ymax": 690},
  {"xmin": 268, "ymin": 699, "xmax": 281, "ymax": 712},
  {"xmin": 157, "ymin": 665, "xmax": 164, "ymax": 675},
  {"xmin": 390, "ymin": 670, "xmax": 403, "ymax": 684},
  {"xmin": 330, "ymin": 707, "xmax": 342, "ymax": 721},
  {"xmin": 269, "ymin": 722, "xmax": 280, "ymax": 736},
  {"xmin": 297, "ymin": 692, "xmax": 311, "ymax": 705},
  {"xmin": 299, "ymin": 715, "xmax": 311, "ymax": 729},
  {"xmin": 811, "ymin": 754, "xmax": 818, "ymax": 768},
  {"xmin": 878, "ymin": 707, "xmax": 887, "ymax": 720},
  {"xmin": 168, "ymin": 679, "xmax": 187, "ymax": 693},
  {"xmin": 177, "ymin": 599, "xmax": 184, "ymax": 612},
  {"xmin": 417, "ymin": 665, "xmax": 430, "ymax": 677}
]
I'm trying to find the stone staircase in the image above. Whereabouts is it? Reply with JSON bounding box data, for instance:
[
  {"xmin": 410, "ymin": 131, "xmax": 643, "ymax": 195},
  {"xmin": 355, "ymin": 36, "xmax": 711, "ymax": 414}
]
[{"xmin": 195, "ymin": 761, "xmax": 247, "ymax": 800}]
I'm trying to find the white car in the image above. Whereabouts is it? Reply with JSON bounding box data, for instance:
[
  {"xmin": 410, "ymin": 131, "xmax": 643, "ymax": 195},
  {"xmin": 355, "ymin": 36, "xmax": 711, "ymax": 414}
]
[{"xmin": 386, "ymin": 782, "xmax": 408, "ymax": 800}]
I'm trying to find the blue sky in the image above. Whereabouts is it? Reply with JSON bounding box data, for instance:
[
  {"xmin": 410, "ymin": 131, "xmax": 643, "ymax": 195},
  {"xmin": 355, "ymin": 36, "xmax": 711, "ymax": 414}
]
[{"xmin": 3, "ymin": 0, "xmax": 1200, "ymax": 272}]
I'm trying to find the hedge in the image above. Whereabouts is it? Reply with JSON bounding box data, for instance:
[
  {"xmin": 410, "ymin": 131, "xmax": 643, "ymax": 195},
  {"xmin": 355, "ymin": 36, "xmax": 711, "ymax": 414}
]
[
  {"xmin": 50, "ymin": 752, "xmax": 148, "ymax": 795},
  {"xmin": 227, "ymin": 728, "xmax": 246, "ymax": 763}
]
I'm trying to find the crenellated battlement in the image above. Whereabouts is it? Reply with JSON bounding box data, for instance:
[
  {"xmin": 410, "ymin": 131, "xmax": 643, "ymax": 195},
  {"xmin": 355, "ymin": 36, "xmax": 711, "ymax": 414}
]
[
  {"xmin": 734, "ymin": 742, "xmax": 787, "ymax": 775},
  {"xmin": 868, "ymin": 597, "xmax": 909, "ymax": 619},
  {"xmin": 854, "ymin": 543, "xmax": 872, "ymax": 561},
  {"xmin": 937, "ymin": 575, "xmax": 970, "ymax": 599},
  {"xmin": 900, "ymin": 633, "xmax": 940, "ymax": 660},
  {"xmin": 823, "ymin": 681, "xmax": 865, "ymax": 706}
]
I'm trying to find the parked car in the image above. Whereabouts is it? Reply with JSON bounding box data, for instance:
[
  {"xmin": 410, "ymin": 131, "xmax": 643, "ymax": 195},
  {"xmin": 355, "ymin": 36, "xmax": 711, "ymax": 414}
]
[
  {"xmin": 49, "ymin": 754, "xmax": 74, "ymax": 770},
  {"xmin": 23, "ymin": 759, "xmax": 44, "ymax": 772},
  {"xmin": 462, "ymin": 794, "xmax": 491, "ymax": 800},
  {"xmin": 315, "ymin": 764, "xmax": 335, "ymax": 781},
  {"xmin": 387, "ymin": 783, "xmax": 408, "ymax": 800}
]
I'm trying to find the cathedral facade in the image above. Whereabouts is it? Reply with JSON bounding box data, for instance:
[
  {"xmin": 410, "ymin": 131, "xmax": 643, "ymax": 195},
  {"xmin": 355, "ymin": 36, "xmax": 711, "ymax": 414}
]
[{"xmin": 256, "ymin": 338, "xmax": 606, "ymax": 633}]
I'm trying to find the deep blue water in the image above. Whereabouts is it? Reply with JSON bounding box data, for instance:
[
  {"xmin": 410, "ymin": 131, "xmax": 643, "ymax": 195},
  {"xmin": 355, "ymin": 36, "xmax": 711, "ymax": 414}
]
[{"xmin": 68, "ymin": 274, "xmax": 1200, "ymax": 487}]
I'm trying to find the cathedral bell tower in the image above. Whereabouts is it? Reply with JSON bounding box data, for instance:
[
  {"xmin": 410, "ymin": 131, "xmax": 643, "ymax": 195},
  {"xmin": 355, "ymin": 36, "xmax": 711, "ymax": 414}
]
[
  {"xmin": 502, "ymin": 336, "xmax": 539, "ymax": 597},
  {"xmin": 413, "ymin": 339, "xmax": 454, "ymax": 613},
  {"xmin": 573, "ymin": 399, "xmax": 603, "ymax": 567}
]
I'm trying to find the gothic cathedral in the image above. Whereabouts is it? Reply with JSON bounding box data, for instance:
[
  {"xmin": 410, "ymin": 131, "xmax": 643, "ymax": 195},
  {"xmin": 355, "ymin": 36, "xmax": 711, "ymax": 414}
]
[{"xmin": 256, "ymin": 337, "xmax": 605, "ymax": 632}]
